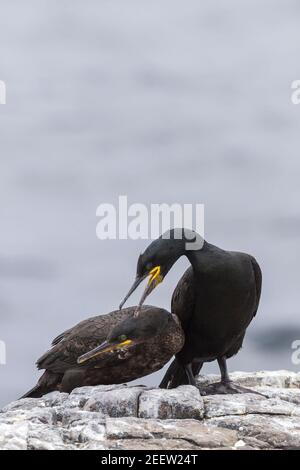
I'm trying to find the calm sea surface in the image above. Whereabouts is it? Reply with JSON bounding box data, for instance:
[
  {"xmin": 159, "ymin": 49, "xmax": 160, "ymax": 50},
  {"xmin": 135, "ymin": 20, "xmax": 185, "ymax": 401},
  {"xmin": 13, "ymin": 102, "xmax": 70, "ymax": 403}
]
[{"xmin": 0, "ymin": 1, "xmax": 300, "ymax": 406}]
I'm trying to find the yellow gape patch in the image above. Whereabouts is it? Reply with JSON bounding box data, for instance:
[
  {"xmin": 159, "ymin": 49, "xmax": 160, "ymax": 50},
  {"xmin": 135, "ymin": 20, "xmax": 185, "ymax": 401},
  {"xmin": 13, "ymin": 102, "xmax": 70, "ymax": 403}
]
[
  {"xmin": 148, "ymin": 266, "xmax": 163, "ymax": 285},
  {"xmin": 117, "ymin": 339, "xmax": 133, "ymax": 349}
]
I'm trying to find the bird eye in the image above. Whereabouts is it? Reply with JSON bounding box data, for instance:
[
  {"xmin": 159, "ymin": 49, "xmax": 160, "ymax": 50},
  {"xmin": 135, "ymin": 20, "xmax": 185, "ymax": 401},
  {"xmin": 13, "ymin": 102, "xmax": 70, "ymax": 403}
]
[
  {"xmin": 119, "ymin": 334, "xmax": 127, "ymax": 342},
  {"xmin": 146, "ymin": 263, "xmax": 152, "ymax": 271}
]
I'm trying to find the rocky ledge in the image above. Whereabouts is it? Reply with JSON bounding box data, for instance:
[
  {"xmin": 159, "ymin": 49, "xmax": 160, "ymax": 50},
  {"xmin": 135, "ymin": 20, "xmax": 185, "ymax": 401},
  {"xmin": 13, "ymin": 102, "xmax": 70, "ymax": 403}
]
[{"xmin": 1, "ymin": 371, "xmax": 300, "ymax": 450}]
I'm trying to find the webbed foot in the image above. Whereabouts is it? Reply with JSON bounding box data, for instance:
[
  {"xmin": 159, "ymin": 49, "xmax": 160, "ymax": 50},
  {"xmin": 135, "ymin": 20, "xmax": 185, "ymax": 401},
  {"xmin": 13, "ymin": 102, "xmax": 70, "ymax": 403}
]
[{"xmin": 200, "ymin": 381, "xmax": 266, "ymax": 397}]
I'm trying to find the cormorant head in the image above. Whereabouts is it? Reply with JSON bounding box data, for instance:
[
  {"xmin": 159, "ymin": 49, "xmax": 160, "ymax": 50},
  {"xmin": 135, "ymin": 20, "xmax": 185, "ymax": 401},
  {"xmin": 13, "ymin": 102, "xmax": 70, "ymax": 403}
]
[
  {"xmin": 119, "ymin": 229, "xmax": 199, "ymax": 311},
  {"xmin": 77, "ymin": 307, "xmax": 170, "ymax": 364}
]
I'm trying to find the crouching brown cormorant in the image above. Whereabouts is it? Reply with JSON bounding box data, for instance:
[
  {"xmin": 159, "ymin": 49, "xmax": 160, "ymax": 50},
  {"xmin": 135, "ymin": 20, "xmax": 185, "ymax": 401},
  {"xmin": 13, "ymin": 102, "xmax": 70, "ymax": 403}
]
[
  {"xmin": 119, "ymin": 228, "xmax": 262, "ymax": 394},
  {"xmin": 21, "ymin": 306, "xmax": 184, "ymax": 398}
]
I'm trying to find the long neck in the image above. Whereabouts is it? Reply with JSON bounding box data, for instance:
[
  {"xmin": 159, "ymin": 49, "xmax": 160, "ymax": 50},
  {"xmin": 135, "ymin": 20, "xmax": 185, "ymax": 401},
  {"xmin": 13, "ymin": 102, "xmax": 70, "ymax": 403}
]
[
  {"xmin": 185, "ymin": 243, "xmax": 207, "ymax": 272},
  {"xmin": 178, "ymin": 229, "xmax": 209, "ymax": 273},
  {"xmin": 159, "ymin": 229, "xmax": 208, "ymax": 271},
  {"xmin": 165, "ymin": 228, "xmax": 208, "ymax": 272}
]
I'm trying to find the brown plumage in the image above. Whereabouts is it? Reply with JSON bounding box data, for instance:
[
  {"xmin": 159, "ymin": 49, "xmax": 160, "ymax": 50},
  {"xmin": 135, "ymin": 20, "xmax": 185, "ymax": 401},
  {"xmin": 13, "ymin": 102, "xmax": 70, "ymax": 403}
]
[{"xmin": 21, "ymin": 305, "xmax": 184, "ymax": 398}]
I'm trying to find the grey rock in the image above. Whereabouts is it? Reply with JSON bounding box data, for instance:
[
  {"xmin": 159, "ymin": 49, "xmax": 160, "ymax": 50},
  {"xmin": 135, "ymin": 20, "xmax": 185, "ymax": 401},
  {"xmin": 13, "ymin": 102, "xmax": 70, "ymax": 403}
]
[
  {"xmin": 204, "ymin": 393, "xmax": 300, "ymax": 418},
  {"xmin": 65, "ymin": 420, "xmax": 106, "ymax": 445},
  {"xmin": 106, "ymin": 417, "xmax": 238, "ymax": 448},
  {"xmin": 61, "ymin": 409, "xmax": 105, "ymax": 427},
  {"xmin": 65, "ymin": 384, "xmax": 131, "ymax": 409},
  {"xmin": 27, "ymin": 423, "xmax": 69, "ymax": 450},
  {"xmin": 239, "ymin": 436, "xmax": 272, "ymax": 450},
  {"xmin": 78, "ymin": 441, "xmax": 107, "ymax": 450},
  {"xmin": 106, "ymin": 438, "xmax": 200, "ymax": 450},
  {"xmin": 83, "ymin": 386, "xmax": 144, "ymax": 417},
  {"xmin": 0, "ymin": 408, "xmax": 57, "ymax": 426},
  {"xmin": 1, "ymin": 398, "xmax": 46, "ymax": 413},
  {"xmin": 197, "ymin": 370, "xmax": 300, "ymax": 389},
  {"xmin": 208, "ymin": 414, "xmax": 300, "ymax": 449},
  {"xmin": 139, "ymin": 386, "xmax": 204, "ymax": 420},
  {"xmin": 0, "ymin": 422, "xmax": 28, "ymax": 450},
  {"xmin": 61, "ymin": 410, "xmax": 106, "ymax": 445},
  {"xmin": 1, "ymin": 371, "xmax": 300, "ymax": 450},
  {"xmin": 251, "ymin": 387, "xmax": 300, "ymax": 405},
  {"xmin": 43, "ymin": 392, "xmax": 69, "ymax": 408}
]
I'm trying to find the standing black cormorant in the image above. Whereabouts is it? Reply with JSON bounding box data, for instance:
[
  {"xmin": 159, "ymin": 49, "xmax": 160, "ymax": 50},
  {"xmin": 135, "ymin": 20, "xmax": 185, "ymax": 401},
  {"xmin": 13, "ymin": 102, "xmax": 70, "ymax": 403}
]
[
  {"xmin": 119, "ymin": 228, "xmax": 262, "ymax": 393},
  {"xmin": 21, "ymin": 306, "xmax": 184, "ymax": 398}
]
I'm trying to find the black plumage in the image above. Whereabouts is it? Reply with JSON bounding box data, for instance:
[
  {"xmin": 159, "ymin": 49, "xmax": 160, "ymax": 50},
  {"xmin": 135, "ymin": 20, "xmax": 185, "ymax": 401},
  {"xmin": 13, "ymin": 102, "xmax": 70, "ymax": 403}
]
[{"xmin": 120, "ymin": 228, "xmax": 262, "ymax": 393}]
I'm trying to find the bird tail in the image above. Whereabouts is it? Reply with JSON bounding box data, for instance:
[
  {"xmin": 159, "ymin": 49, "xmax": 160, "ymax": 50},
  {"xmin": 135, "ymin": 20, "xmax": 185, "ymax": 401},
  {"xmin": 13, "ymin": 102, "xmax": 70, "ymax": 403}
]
[
  {"xmin": 160, "ymin": 359, "xmax": 203, "ymax": 389},
  {"xmin": 20, "ymin": 385, "xmax": 44, "ymax": 399},
  {"xmin": 20, "ymin": 371, "xmax": 62, "ymax": 399},
  {"xmin": 159, "ymin": 359, "xmax": 188, "ymax": 389}
]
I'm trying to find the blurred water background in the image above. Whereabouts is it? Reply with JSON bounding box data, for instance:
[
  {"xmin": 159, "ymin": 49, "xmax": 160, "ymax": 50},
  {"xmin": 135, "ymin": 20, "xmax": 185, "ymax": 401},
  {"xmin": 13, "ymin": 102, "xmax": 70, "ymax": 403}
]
[{"xmin": 0, "ymin": 0, "xmax": 300, "ymax": 406}]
